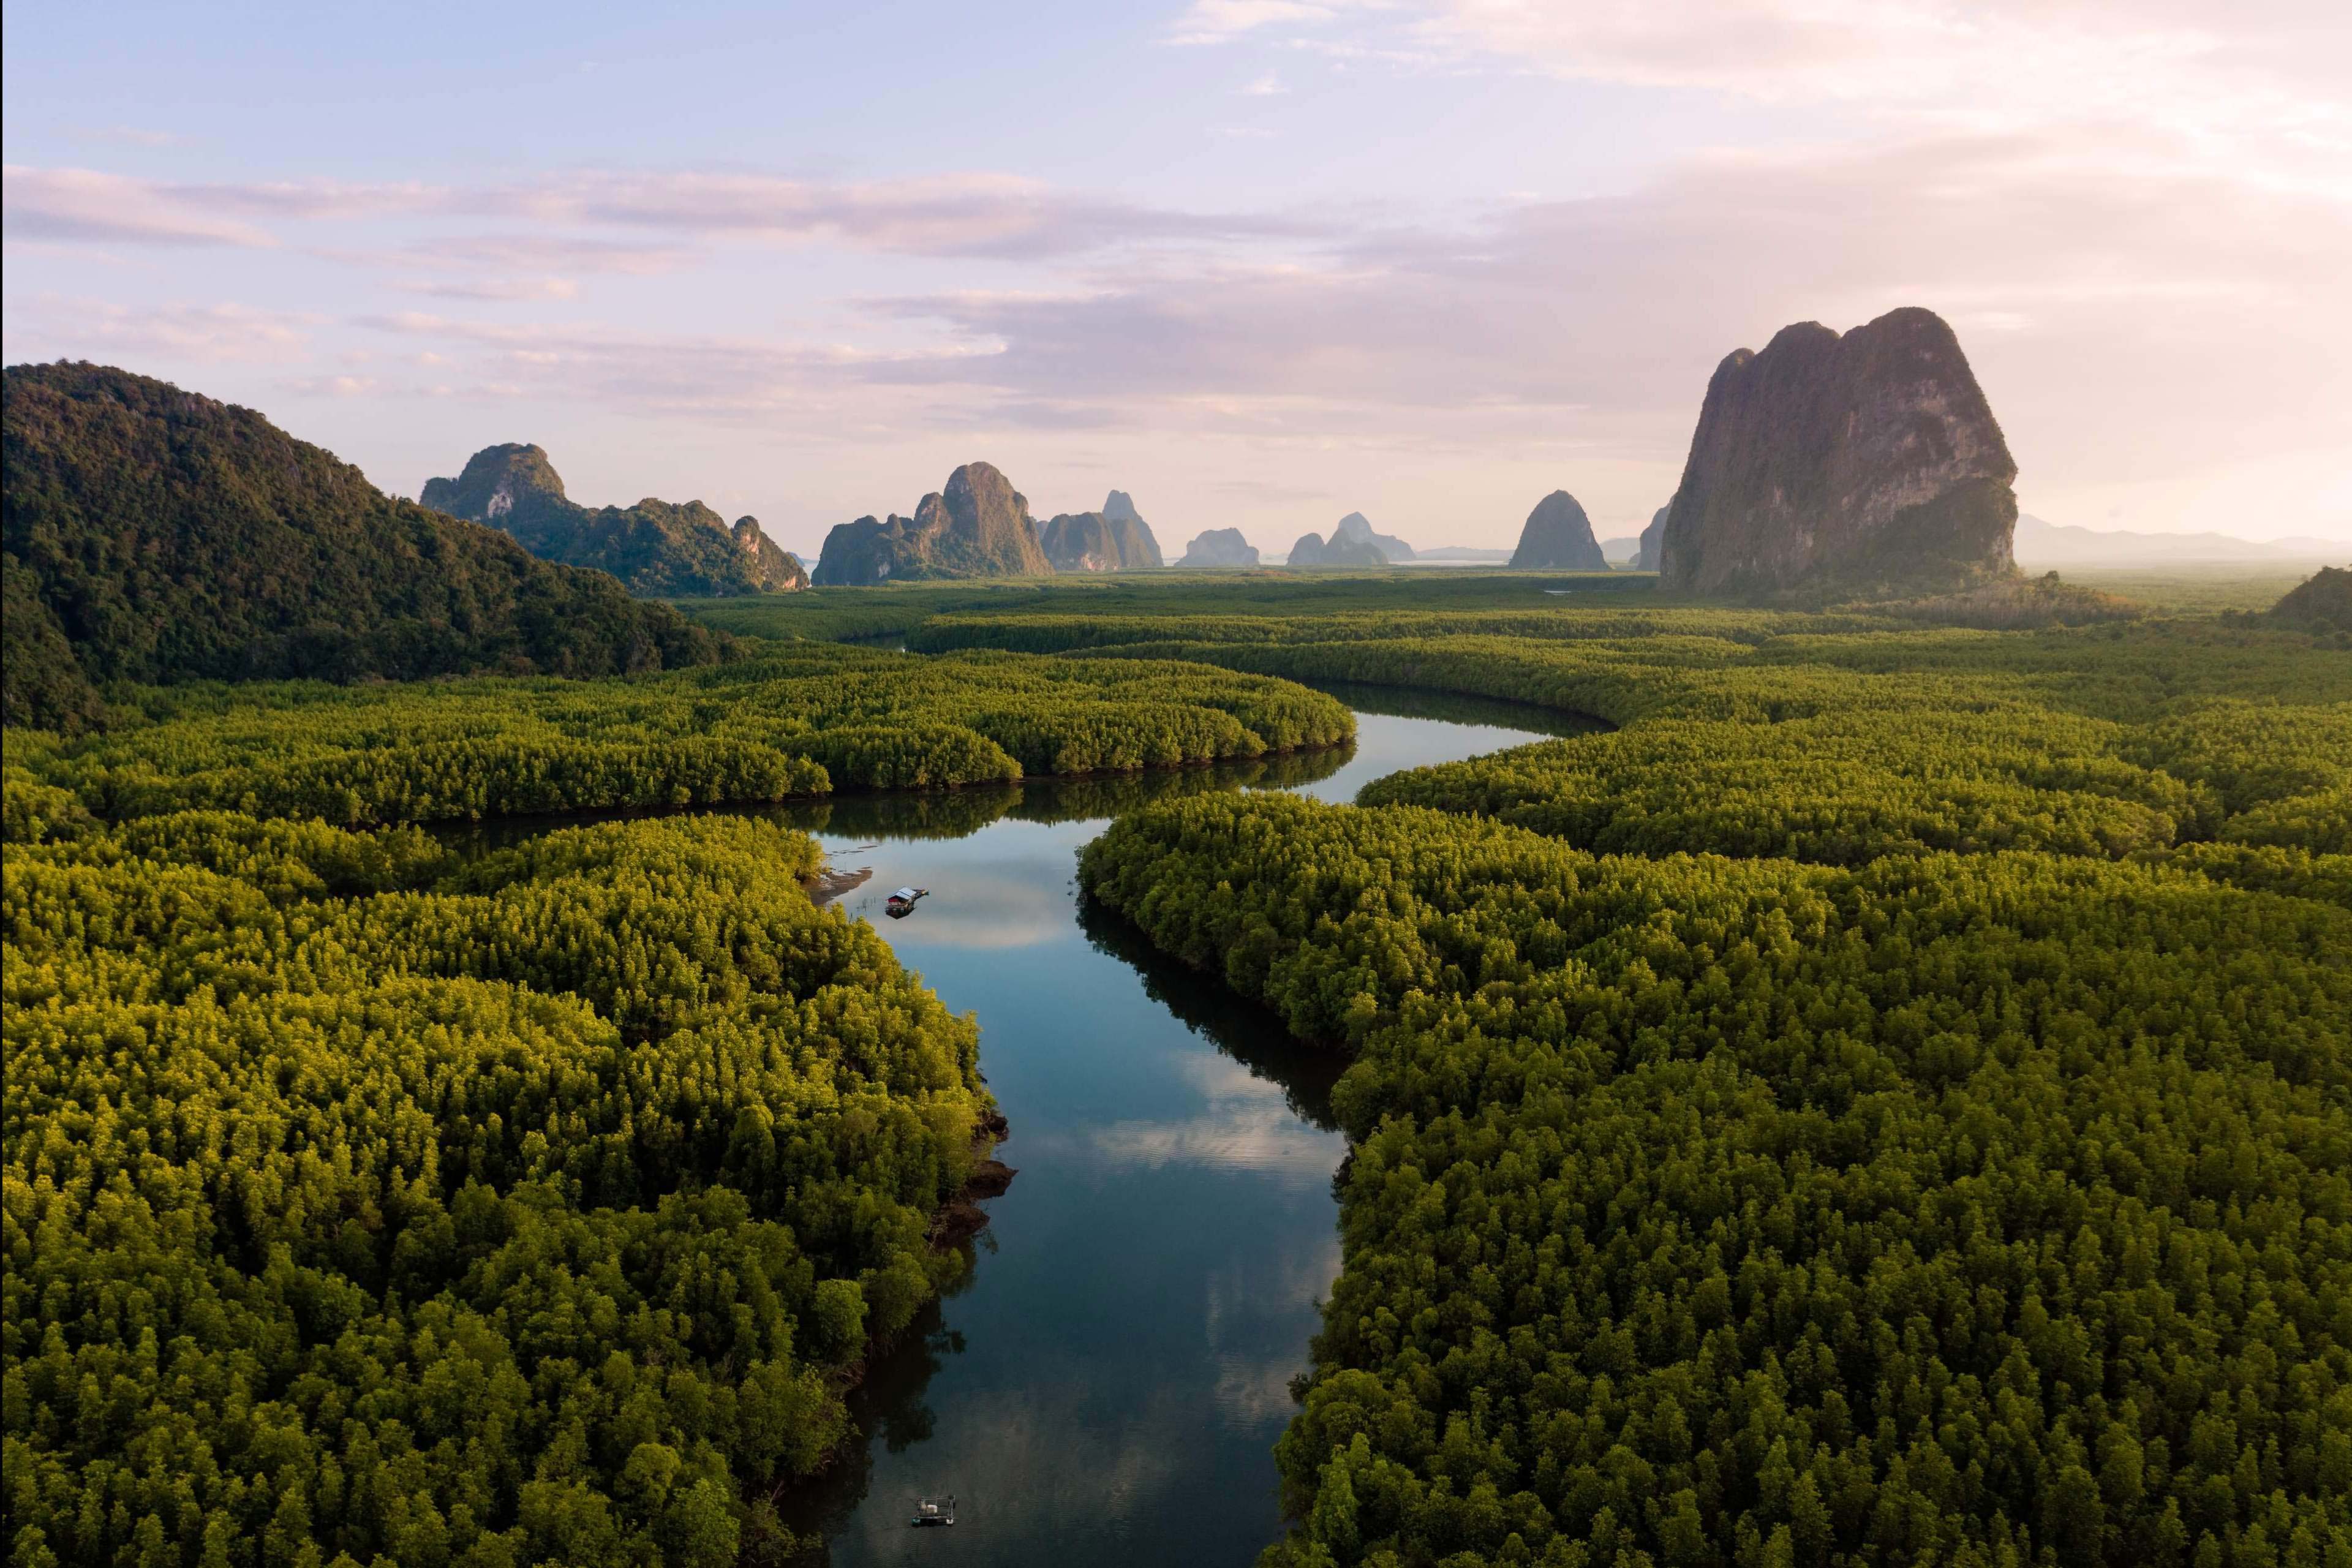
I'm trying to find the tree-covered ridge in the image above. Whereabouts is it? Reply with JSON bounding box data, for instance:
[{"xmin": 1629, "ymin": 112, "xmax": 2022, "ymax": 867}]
[
  {"xmin": 1081, "ymin": 794, "xmax": 2352, "ymax": 1567},
  {"xmin": 7, "ymin": 644, "xmax": 1354, "ymax": 827},
  {"xmin": 4, "ymin": 807, "xmax": 992, "ymax": 1567},
  {"xmin": 1359, "ymin": 699, "xmax": 2350, "ymax": 869},
  {"xmin": 991, "ymin": 619, "xmax": 2346, "ymax": 895},
  {"xmin": 2270, "ymin": 566, "xmax": 2351, "ymax": 633},
  {"xmin": 2, "ymin": 363, "xmax": 726, "ymax": 731}
]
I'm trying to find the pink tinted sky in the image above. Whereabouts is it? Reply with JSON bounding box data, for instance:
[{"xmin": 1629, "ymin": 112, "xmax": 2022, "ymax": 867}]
[{"xmin": 5, "ymin": 0, "xmax": 2347, "ymax": 557}]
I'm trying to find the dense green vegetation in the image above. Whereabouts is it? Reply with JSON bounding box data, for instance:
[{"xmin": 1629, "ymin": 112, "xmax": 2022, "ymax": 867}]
[
  {"xmin": 2, "ymin": 364, "xmax": 726, "ymax": 732},
  {"xmin": 1085, "ymin": 795, "xmax": 2352, "ymax": 1567},
  {"xmin": 3, "ymin": 806, "xmax": 993, "ymax": 1567},
  {"xmin": 674, "ymin": 571, "xmax": 1654, "ymax": 644},
  {"xmin": 7, "ymin": 644, "xmax": 1353, "ymax": 827},
  {"xmin": 1069, "ymin": 590, "xmax": 2350, "ymax": 1567},
  {"xmin": 2025, "ymin": 569, "xmax": 2316, "ymax": 615}
]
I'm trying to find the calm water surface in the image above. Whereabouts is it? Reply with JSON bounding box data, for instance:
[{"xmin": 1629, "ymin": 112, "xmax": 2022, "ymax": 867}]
[{"xmin": 773, "ymin": 688, "xmax": 1594, "ymax": 1565}]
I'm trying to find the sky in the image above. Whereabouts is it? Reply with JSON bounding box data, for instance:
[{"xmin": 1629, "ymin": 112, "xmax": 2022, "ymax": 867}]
[{"xmin": 6, "ymin": 0, "xmax": 2349, "ymax": 558}]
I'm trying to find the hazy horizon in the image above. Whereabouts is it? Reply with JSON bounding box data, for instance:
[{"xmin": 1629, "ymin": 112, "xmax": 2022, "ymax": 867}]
[{"xmin": 6, "ymin": 0, "xmax": 2348, "ymax": 561}]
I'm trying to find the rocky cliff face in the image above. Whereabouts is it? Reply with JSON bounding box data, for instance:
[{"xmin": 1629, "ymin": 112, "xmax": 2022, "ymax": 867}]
[
  {"xmin": 1659, "ymin": 307, "xmax": 2018, "ymax": 596},
  {"xmin": 733, "ymin": 517, "xmax": 809, "ymax": 590},
  {"xmin": 1039, "ymin": 493, "xmax": 1162, "ymax": 571},
  {"xmin": 1508, "ymin": 491, "xmax": 1607, "ymax": 570},
  {"xmin": 1041, "ymin": 509, "xmax": 1161, "ymax": 571},
  {"xmin": 1177, "ymin": 527, "xmax": 1260, "ymax": 568},
  {"xmin": 812, "ymin": 461, "xmax": 1054, "ymax": 585},
  {"xmin": 1290, "ymin": 530, "xmax": 1385, "ymax": 567},
  {"xmin": 1101, "ymin": 491, "xmax": 1163, "ymax": 565},
  {"xmin": 810, "ymin": 515, "xmax": 911, "ymax": 586},
  {"xmin": 421, "ymin": 444, "xmax": 800, "ymax": 595},
  {"xmin": 1635, "ymin": 505, "xmax": 1667, "ymax": 571},
  {"xmin": 1332, "ymin": 511, "xmax": 1415, "ymax": 560},
  {"xmin": 420, "ymin": 443, "xmax": 570, "ymax": 526}
]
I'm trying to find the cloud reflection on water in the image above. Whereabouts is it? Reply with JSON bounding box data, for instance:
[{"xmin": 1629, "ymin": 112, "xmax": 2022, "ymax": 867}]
[{"xmin": 1087, "ymin": 1052, "xmax": 1343, "ymax": 1178}]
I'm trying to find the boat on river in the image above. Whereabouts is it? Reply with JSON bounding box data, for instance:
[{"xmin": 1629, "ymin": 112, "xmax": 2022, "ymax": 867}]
[
  {"xmin": 885, "ymin": 886, "xmax": 929, "ymax": 918},
  {"xmin": 910, "ymin": 1494, "xmax": 956, "ymax": 1527}
]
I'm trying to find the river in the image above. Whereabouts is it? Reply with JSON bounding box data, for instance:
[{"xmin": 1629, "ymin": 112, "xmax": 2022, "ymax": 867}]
[{"xmin": 773, "ymin": 687, "xmax": 1594, "ymax": 1565}]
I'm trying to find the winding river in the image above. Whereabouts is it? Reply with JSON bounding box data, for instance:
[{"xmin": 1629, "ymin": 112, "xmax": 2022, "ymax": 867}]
[{"xmin": 772, "ymin": 687, "xmax": 1598, "ymax": 1564}]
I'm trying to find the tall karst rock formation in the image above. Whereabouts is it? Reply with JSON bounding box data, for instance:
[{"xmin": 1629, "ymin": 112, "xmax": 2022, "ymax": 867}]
[
  {"xmin": 812, "ymin": 461, "xmax": 1054, "ymax": 585},
  {"xmin": 1177, "ymin": 527, "xmax": 1261, "ymax": 568},
  {"xmin": 1634, "ymin": 505, "xmax": 1668, "ymax": 571},
  {"xmin": 1332, "ymin": 511, "xmax": 1415, "ymax": 560},
  {"xmin": 421, "ymin": 443, "xmax": 804, "ymax": 595},
  {"xmin": 1040, "ymin": 489, "xmax": 1163, "ymax": 571},
  {"xmin": 1509, "ymin": 491, "xmax": 1607, "ymax": 570},
  {"xmin": 1659, "ymin": 307, "xmax": 2019, "ymax": 597}
]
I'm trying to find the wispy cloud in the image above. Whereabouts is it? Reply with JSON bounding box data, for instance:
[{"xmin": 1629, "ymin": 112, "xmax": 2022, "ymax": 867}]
[
  {"xmin": 3, "ymin": 165, "xmax": 276, "ymax": 247},
  {"xmin": 1167, "ymin": 0, "xmax": 1382, "ymax": 47},
  {"xmin": 1240, "ymin": 70, "xmax": 1288, "ymax": 95},
  {"xmin": 2, "ymin": 295, "xmax": 317, "ymax": 362},
  {"xmin": 391, "ymin": 276, "xmax": 581, "ymax": 302},
  {"xmin": 280, "ymin": 373, "xmax": 379, "ymax": 398},
  {"xmin": 1177, "ymin": 0, "xmax": 2352, "ymax": 194},
  {"xmin": 5, "ymin": 164, "xmax": 1331, "ymax": 262},
  {"xmin": 396, "ymin": 233, "xmax": 692, "ymax": 275}
]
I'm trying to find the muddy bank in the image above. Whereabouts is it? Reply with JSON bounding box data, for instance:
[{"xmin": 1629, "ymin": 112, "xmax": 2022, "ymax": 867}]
[
  {"xmin": 804, "ymin": 864, "xmax": 872, "ymax": 906},
  {"xmin": 965, "ymin": 1159, "xmax": 1017, "ymax": 1198}
]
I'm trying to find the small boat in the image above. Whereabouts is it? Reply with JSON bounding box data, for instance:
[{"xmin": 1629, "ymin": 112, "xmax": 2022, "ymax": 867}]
[
  {"xmin": 885, "ymin": 886, "xmax": 929, "ymax": 919},
  {"xmin": 910, "ymin": 1494, "xmax": 956, "ymax": 1528}
]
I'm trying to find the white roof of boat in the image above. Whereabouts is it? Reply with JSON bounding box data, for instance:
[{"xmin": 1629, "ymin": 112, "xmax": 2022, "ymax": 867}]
[{"xmin": 891, "ymin": 887, "xmax": 920, "ymax": 900}]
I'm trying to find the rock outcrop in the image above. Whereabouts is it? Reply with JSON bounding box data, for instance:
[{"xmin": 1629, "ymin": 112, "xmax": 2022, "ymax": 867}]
[
  {"xmin": 420, "ymin": 442, "xmax": 569, "ymax": 525},
  {"xmin": 421, "ymin": 443, "xmax": 802, "ymax": 596},
  {"xmin": 1099, "ymin": 491, "xmax": 1164, "ymax": 565},
  {"xmin": 812, "ymin": 461, "xmax": 1054, "ymax": 585},
  {"xmin": 1289, "ymin": 530, "xmax": 1386, "ymax": 567},
  {"xmin": 1041, "ymin": 504, "xmax": 1162, "ymax": 571},
  {"xmin": 1635, "ymin": 506, "xmax": 1667, "ymax": 571},
  {"xmin": 1332, "ymin": 511, "xmax": 1415, "ymax": 560},
  {"xmin": 1177, "ymin": 527, "xmax": 1260, "ymax": 568},
  {"xmin": 1508, "ymin": 491, "xmax": 1607, "ymax": 570},
  {"xmin": 1659, "ymin": 307, "xmax": 2018, "ymax": 596},
  {"xmin": 733, "ymin": 518, "xmax": 809, "ymax": 590}
]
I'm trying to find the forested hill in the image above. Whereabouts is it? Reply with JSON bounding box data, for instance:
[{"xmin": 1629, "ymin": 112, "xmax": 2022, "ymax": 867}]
[{"xmin": 2, "ymin": 363, "xmax": 727, "ymax": 731}]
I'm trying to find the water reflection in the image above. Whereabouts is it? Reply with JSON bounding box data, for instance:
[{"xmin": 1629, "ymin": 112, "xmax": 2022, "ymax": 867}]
[
  {"xmin": 772, "ymin": 693, "xmax": 1558, "ymax": 1567},
  {"xmin": 1302, "ymin": 678, "xmax": 1609, "ymax": 744},
  {"xmin": 1077, "ymin": 895, "xmax": 1341, "ymax": 1132},
  {"xmin": 786, "ymin": 745, "xmax": 1355, "ymax": 843}
]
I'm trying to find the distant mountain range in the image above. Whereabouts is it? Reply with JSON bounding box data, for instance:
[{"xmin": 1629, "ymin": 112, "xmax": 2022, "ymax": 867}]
[
  {"xmin": 421, "ymin": 443, "xmax": 807, "ymax": 596},
  {"xmin": 2015, "ymin": 514, "xmax": 2342, "ymax": 567}
]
